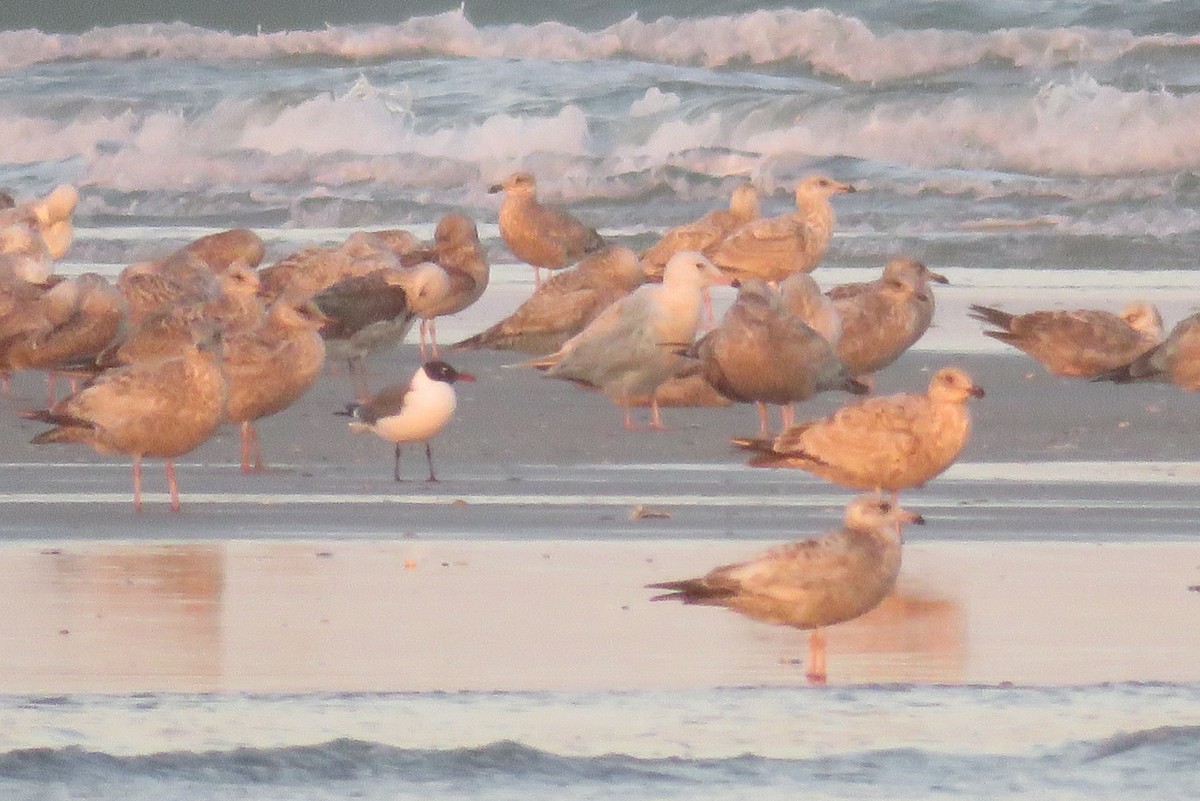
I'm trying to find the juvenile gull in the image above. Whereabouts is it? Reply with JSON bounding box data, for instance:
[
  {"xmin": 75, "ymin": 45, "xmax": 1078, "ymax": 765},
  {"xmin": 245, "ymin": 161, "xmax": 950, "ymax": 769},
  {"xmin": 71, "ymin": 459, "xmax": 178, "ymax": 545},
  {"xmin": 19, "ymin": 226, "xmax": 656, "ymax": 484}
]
[
  {"xmin": 24, "ymin": 330, "xmax": 227, "ymax": 512},
  {"xmin": 706, "ymin": 175, "xmax": 854, "ymax": 284},
  {"xmin": 735, "ymin": 367, "xmax": 984, "ymax": 497},
  {"xmin": 648, "ymin": 493, "xmax": 924, "ymax": 683},
  {"xmin": 221, "ymin": 299, "xmax": 328, "ymax": 473},
  {"xmin": 453, "ymin": 245, "xmax": 644, "ymax": 354},
  {"xmin": 682, "ymin": 278, "xmax": 866, "ymax": 436},
  {"xmin": 338, "ymin": 360, "xmax": 474, "ymax": 482},
  {"xmin": 641, "ymin": 183, "xmax": 760, "ymax": 280},
  {"xmin": 0, "ymin": 273, "xmax": 126, "ymax": 404},
  {"xmin": 970, "ymin": 301, "xmax": 1162, "ymax": 378},
  {"xmin": 525, "ymin": 251, "xmax": 726, "ymax": 430},
  {"xmin": 489, "ymin": 171, "xmax": 604, "ymax": 289},
  {"xmin": 780, "ymin": 272, "xmax": 841, "ymax": 345},
  {"xmin": 1093, "ymin": 312, "xmax": 1200, "ymax": 390},
  {"xmin": 404, "ymin": 212, "xmax": 490, "ymax": 358},
  {"xmin": 160, "ymin": 228, "xmax": 266, "ymax": 274},
  {"xmin": 830, "ymin": 257, "xmax": 948, "ymax": 380},
  {"xmin": 258, "ymin": 229, "xmax": 422, "ymax": 303}
]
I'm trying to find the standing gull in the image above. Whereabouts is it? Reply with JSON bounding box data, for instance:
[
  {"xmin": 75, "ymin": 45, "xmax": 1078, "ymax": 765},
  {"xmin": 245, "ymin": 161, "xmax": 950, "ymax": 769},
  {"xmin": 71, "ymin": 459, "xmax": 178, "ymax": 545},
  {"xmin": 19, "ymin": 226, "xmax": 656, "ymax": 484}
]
[
  {"xmin": 830, "ymin": 257, "xmax": 948, "ymax": 380},
  {"xmin": 1093, "ymin": 311, "xmax": 1200, "ymax": 390},
  {"xmin": 221, "ymin": 298, "xmax": 328, "ymax": 473},
  {"xmin": 970, "ymin": 301, "xmax": 1162, "ymax": 378},
  {"xmin": 24, "ymin": 331, "xmax": 227, "ymax": 512},
  {"xmin": 648, "ymin": 494, "xmax": 924, "ymax": 683},
  {"xmin": 525, "ymin": 251, "xmax": 727, "ymax": 430},
  {"xmin": 489, "ymin": 171, "xmax": 605, "ymax": 289},
  {"xmin": 682, "ymin": 278, "xmax": 866, "ymax": 436},
  {"xmin": 452, "ymin": 245, "xmax": 644, "ymax": 355},
  {"xmin": 706, "ymin": 175, "xmax": 854, "ymax": 284},
  {"xmin": 405, "ymin": 212, "xmax": 491, "ymax": 358},
  {"xmin": 338, "ymin": 360, "xmax": 474, "ymax": 482},
  {"xmin": 735, "ymin": 367, "xmax": 984, "ymax": 498}
]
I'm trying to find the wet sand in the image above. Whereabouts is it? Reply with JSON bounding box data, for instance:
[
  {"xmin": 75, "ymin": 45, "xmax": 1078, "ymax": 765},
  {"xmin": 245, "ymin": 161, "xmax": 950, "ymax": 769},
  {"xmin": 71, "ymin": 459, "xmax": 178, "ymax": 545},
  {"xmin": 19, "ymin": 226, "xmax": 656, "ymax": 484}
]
[{"xmin": 1, "ymin": 283, "xmax": 1199, "ymax": 690}]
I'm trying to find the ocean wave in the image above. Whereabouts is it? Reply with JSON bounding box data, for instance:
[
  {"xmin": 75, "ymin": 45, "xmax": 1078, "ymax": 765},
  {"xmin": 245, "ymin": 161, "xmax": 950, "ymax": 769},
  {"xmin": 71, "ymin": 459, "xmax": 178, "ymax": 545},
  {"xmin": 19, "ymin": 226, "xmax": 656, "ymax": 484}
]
[
  {"xmin": 3, "ymin": 731, "xmax": 1197, "ymax": 794},
  {"xmin": 4, "ymin": 11, "xmax": 1200, "ymax": 83}
]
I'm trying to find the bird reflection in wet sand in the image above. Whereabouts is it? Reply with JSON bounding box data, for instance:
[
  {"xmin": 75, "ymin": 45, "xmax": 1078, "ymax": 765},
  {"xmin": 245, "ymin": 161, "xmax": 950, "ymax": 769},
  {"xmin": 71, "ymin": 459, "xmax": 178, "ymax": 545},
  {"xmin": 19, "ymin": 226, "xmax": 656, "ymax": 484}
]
[{"xmin": 648, "ymin": 494, "xmax": 923, "ymax": 684}]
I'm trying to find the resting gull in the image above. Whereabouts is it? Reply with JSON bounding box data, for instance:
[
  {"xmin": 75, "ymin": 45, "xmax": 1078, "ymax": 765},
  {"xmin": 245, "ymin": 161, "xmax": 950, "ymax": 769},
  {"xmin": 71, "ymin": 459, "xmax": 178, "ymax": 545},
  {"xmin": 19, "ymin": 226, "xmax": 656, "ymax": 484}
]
[
  {"xmin": 648, "ymin": 493, "xmax": 924, "ymax": 683},
  {"xmin": 525, "ymin": 251, "xmax": 727, "ymax": 430},
  {"xmin": 453, "ymin": 244, "xmax": 644, "ymax": 355},
  {"xmin": 641, "ymin": 183, "xmax": 760, "ymax": 280},
  {"xmin": 489, "ymin": 171, "xmax": 605, "ymax": 289},
  {"xmin": 682, "ymin": 278, "xmax": 866, "ymax": 436},
  {"xmin": 338, "ymin": 360, "xmax": 474, "ymax": 482},
  {"xmin": 735, "ymin": 366, "xmax": 984, "ymax": 497},
  {"xmin": 970, "ymin": 301, "xmax": 1162, "ymax": 378},
  {"xmin": 706, "ymin": 175, "xmax": 854, "ymax": 284},
  {"xmin": 1093, "ymin": 311, "xmax": 1200, "ymax": 390},
  {"xmin": 24, "ymin": 330, "xmax": 227, "ymax": 512},
  {"xmin": 830, "ymin": 257, "xmax": 948, "ymax": 380}
]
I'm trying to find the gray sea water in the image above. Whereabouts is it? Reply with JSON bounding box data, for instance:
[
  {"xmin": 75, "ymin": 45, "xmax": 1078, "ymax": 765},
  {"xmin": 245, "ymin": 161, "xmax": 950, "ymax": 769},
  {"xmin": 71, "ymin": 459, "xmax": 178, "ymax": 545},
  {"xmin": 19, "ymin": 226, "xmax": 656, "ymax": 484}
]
[{"xmin": 3, "ymin": 1, "xmax": 1200, "ymax": 798}]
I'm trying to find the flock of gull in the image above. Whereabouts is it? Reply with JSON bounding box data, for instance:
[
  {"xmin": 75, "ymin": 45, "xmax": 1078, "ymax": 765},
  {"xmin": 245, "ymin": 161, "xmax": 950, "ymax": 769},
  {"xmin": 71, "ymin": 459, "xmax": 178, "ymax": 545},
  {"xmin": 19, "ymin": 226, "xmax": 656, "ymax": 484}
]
[{"xmin": 2, "ymin": 173, "xmax": 1197, "ymax": 680}]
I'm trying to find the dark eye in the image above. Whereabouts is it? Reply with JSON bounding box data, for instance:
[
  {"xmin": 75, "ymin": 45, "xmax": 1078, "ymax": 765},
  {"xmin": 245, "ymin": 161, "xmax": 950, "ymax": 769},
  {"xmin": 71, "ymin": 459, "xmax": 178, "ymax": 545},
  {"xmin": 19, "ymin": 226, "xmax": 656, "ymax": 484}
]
[{"xmin": 878, "ymin": 501, "xmax": 892, "ymax": 513}]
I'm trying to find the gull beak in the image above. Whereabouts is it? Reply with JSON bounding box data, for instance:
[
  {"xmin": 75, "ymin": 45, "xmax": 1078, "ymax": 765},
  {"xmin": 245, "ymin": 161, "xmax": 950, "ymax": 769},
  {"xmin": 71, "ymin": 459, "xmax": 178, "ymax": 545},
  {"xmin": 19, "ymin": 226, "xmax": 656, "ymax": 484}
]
[{"xmin": 927, "ymin": 270, "xmax": 950, "ymax": 284}]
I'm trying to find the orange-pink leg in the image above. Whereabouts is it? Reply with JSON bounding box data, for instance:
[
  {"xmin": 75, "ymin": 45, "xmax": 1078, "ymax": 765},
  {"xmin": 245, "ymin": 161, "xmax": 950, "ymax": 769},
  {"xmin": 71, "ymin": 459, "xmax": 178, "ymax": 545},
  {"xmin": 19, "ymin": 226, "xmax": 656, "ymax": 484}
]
[
  {"xmin": 649, "ymin": 398, "xmax": 665, "ymax": 430},
  {"xmin": 165, "ymin": 459, "xmax": 181, "ymax": 512},
  {"xmin": 132, "ymin": 455, "xmax": 143, "ymax": 512},
  {"xmin": 780, "ymin": 403, "xmax": 795, "ymax": 431},
  {"xmin": 755, "ymin": 402, "xmax": 770, "ymax": 437},
  {"xmin": 240, "ymin": 420, "xmax": 264, "ymax": 473},
  {"xmin": 807, "ymin": 628, "xmax": 827, "ymax": 685}
]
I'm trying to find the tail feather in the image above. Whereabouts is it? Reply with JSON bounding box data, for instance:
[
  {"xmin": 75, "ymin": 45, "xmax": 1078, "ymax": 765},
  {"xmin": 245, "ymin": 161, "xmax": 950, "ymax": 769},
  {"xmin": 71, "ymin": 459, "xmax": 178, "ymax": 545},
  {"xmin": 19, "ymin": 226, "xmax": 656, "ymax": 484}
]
[
  {"xmin": 968, "ymin": 304, "xmax": 1015, "ymax": 331},
  {"xmin": 646, "ymin": 578, "xmax": 734, "ymax": 604}
]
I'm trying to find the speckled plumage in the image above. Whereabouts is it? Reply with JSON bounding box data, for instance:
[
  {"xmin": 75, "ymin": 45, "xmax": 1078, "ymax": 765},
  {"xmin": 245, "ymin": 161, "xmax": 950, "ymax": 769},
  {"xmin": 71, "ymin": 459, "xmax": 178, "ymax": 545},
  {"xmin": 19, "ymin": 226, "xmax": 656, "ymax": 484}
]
[{"xmin": 971, "ymin": 301, "xmax": 1162, "ymax": 378}]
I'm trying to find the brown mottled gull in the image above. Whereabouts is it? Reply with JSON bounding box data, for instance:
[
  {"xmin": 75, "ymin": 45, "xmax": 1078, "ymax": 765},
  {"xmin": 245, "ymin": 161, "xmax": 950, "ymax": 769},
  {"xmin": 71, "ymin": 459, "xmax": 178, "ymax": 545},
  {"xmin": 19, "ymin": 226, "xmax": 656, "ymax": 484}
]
[
  {"xmin": 970, "ymin": 301, "xmax": 1162, "ymax": 378},
  {"xmin": 682, "ymin": 278, "xmax": 866, "ymax": 436},
  {"xmin": 648, "ymin": 493, "xmax": 924, "ymax": 683},
  {"xmin": 779, "ymin": 272, "xmax": 841, "ymax": 345},
  {"xmin": 405, "ymin": 212, "xmax": 490, "ymax": 359},
  {"xmin": 705, "ymin": 175, "xmax": 854, "ymax": 284},
  {"xmin": 24, "ymin": 330, "xmax": 227, "ymax": 512},
  {"xmin": 489, "ymin": 171, "xmax": 605, "ymax": 289},
  {"xmin": 830, "ymin": 257, "xmax": 948, "ymax": 379},
  {"xmin": 221, "ymin": 299, "xmax": 328, "ymax": 472},
  {"xmin": 641, "ymin": 183, "xmax": 760, "ymax": 280},
  {"xmin": 258, "ymin": 229, "xmax": 422, "ymax": 303},
  {"xmin": 161, "ymin": 228, "xmax": 266, "ymax": 274},
  {"xmin": 0, "ymin": 273, "xmax": 126, "ymax": 404},
  {"xmin": 525, "ymin": 251, "xmax": 726, "ymax": 430},
  {"xmin": 453, "ymin": 245, "xmax": 644, "ymax": 355},
  {"xmin": 1093, "ymin": 311, "xmax": 1200, "ymax": 390},
  {"xmin": 735, "ymin": 367, "xmax": 984, "ymax": 497}
]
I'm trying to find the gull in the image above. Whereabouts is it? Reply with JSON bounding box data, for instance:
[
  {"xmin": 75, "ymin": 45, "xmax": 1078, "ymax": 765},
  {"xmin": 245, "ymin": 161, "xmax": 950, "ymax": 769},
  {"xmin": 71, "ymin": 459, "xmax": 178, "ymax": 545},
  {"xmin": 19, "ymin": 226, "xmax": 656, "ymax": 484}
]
[
  {"xmin": 489, "ymin": 171, "xmax": 605, "ymax": 289},
  {"xmin": 648, "ymin": 493, "xmax": 924, "ymax": 683},
  {"xmin": 681, "ymin": 278, "xmax": 866, "ymax": 436},
  {"xmin": 404, "ymin": 212, "xmax": 490, "ymax": 358},
  {"xmin": 641, "ymin": 183, "xmax": 761, "ymax": 280},
  {"xmin": 24, "ymin": 330, "xmax": 227, "ymax": 512},
  {"xmin": 338, "ymin": 360, "xmax": 475, "ymax": 481},
  {"xmin": 453, "ymin": 245, "xmax": 644, "ymax": 354},
  {"xmin": 221, "ymin": 298, "xmax": 328, "ymax": 472},
  {"xmin": 257, "ymin": 228, "xmax": 422, "ymax": 303},
  {"xmin": 706, "ymin": 175, "xmax": 854, "ymax": 284},
  {"xmin": 735, "ymin": 367, "xmax": 984, "ymax": 498},
  {"xmin": 0, "ymin": 273, "xmax": 126, "ymax": 404},
  {"xmin": 829, "ymin": 256, "xmax": 948, "ymax": 380},
  {"xmin": 1093, "ymin": 312, "xmax": 1200, "ymax": 390},
  {"xmin": 779, "ymin": 272, "xmax": 841, "ymax": 345},
  {"xmin": 160, "ymin": 228, "xmax": 266, "ymax": 274},
  {"xmin": 970, "ymin": 301, "xmax": 1162, "ymax": 378},
  {"xmin": 525, "ymin": 251, "xmax": 727, "ymax": 430}
]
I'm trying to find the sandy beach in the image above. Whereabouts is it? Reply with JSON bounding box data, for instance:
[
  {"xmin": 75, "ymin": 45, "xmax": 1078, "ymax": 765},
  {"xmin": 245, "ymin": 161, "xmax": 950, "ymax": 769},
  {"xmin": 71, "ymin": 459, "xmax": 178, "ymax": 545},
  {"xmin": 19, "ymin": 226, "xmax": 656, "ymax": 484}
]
[{"xmin": 1, "ymin": 310, "xmax": 1198, "ymax": 691}]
